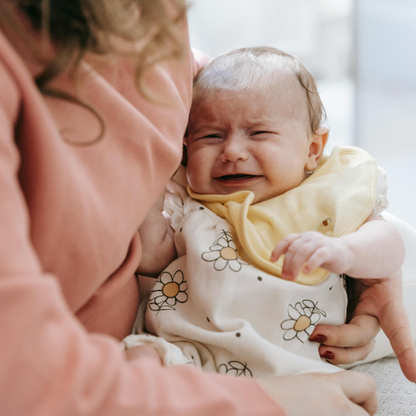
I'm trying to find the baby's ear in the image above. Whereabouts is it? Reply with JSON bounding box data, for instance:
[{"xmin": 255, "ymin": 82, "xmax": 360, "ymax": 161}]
[
  {"xmin": 315, "ymin": 127, "xmax": 329, "ymax": 150},
  {"xmin": 305, "ymin": 127, "xmax": 329, "ymax": 171}
]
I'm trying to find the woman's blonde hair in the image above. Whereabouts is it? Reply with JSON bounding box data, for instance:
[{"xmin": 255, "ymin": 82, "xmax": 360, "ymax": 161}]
[{"xmin": 0, "ymin": 0, "xmax": 187, "ymax": 145}]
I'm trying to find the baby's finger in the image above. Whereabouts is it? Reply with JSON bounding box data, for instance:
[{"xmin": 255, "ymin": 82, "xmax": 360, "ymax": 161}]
[
  {"xmin": 318, "ymin": 340, "xmax": 376, "ymax": 365},
  {"xmin": 302, "ymin": 247, "xmax": 331, "ymax": 275},
  {"xmin": 270, "ymin": 234, "xmax": 300, "ymax": 262},
  {"xmin": 310, "ymin": 315, "xmax": 380, "ymax": 348},
  {"xmin": 281, "ymin": 241, "xmax": 319, "ymax": 281}
]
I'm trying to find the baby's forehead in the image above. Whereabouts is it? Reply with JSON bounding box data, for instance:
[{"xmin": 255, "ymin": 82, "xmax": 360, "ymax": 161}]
[{"xmin": 191, "ymin": 73, "xmax": 309, "ymax": 122}]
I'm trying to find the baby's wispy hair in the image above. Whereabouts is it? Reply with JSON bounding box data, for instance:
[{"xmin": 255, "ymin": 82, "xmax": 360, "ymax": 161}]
[{"xmin": 193, "ymin": 46, "xmax": 327, "ymax": 134}]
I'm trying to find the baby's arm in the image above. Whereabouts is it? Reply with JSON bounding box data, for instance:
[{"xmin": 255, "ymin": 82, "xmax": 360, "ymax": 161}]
[
  {"xmin": 272, "ymin": 216, "xmax": 416, "ymax": 382},
  {"xmin": 271, "ymin": 213, "xmax": 405, "ymax": 280},
  {"xmin": 136, "ymin": 190, "xmax": 176, "ymax": 277}
]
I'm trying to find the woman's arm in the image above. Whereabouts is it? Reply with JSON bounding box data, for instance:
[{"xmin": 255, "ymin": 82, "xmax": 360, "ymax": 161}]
[
  {"xmin": 0, "ymin": 39, "xmax": 283, "ymax": 416},
  {"xmin": 256, "ymin": 371, "xmax": 377, "ymax": 416}
]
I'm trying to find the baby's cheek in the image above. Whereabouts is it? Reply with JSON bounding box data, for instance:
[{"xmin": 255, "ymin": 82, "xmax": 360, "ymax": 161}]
[
  {"xmin": 187, "ymin": 149, "xmax": 214, "ymax": 190},
  {"xmin": 186, "ymin": 161, "xmax": 206, "ymax": 192}
]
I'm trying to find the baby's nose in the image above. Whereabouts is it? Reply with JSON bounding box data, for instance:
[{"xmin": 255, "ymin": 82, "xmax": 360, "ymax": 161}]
[{"xmin": 221, "ymin": 136, "xmax": 249, "ymax": 162}]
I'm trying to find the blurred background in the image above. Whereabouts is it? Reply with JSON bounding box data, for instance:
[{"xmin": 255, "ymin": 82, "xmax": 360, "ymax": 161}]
[{"xmin": 188, "ymin": 0, "xmax": 416, "ymax": 228}]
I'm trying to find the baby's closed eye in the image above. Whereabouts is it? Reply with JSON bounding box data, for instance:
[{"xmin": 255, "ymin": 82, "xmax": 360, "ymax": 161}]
[{"xmin": 250, "ymin": 131, "xmax": 279, "ymax": 139}]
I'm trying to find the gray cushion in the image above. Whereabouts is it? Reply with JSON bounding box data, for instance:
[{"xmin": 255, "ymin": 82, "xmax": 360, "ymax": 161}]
[{"xmin": 352, "ymin": 357, "xmax": 416, "ymax": 415}]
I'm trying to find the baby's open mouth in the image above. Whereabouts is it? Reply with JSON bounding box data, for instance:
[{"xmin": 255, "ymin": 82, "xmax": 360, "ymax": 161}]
[{"xmin": 217, "ymin": 174, "xmax": 259, "ymax": 180}]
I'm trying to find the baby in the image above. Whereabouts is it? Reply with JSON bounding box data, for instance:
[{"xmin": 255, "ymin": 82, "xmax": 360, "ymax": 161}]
[{"xmin": 128, "ymin": 47, "xmax": 406, "ymax": 377}]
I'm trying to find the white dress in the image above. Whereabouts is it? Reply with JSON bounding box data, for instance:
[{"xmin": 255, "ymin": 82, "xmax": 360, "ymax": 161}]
[{"xmin": 127, "ymin": 167, "xmax": 388, "ymax": 378}]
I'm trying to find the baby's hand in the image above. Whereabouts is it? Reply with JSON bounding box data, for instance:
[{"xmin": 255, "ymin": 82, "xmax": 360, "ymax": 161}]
[
  {"xmin": 137, "ymin": 189, "xmax": 176, "ymax": 277},
  {"xmin": 270, "ymin": 232, "xmax": 353, "ymax": 281},
  {"xmin": 124, "ymin": 345, "xmax": 162, "ymax": 364}
]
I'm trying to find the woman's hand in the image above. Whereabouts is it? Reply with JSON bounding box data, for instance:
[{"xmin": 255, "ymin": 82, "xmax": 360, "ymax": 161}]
[
  {"xmin": 256, "ymin": 371, "xmax": 377, "ymax": 416},
  {"xmin": 351, "ymin": 270, "xmax": 416, "ymax": 381},
  {"xmin": 310, "ymin": 314, "xmax": 380, "ymax": 364},
  {"xmin": 310, "ymin": 269, "xmax": 416, "ymax": 382}
]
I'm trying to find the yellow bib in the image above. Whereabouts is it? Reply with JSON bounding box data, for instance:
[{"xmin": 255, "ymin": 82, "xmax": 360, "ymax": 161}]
[{"xmin": 188, "ymin": 146, "xmax": 378, "ymax": 285}]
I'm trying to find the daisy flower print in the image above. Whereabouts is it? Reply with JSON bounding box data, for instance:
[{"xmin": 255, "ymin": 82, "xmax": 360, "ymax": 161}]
[
  {"xmin": 280, "ymin": 300, "xmax": 327, "ymax": 343},
  {"xmin": 201, "ymin": 230, "xmax": 248, "ymax": 272},
  {"xmin": 218, "ymin": 361, "xmax": 253, "ymax": 378},
  {"xmin": 149, "ymin": 270, "xmax": 188, "ymax": 312}
]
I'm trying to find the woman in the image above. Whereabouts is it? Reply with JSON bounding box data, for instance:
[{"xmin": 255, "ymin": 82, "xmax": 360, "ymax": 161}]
[{"xmin": 0, "ymin": 0, "xmax": 404, "ymax": 414}]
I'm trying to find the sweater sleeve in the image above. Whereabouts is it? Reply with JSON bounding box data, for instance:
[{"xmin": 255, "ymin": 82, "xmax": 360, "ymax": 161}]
[
  {"xmin": 0, "ymin": 272, "xmax": 283, "ymax": 416},
  {"xmin": 0, "ymin": 36, "xmax": 284, "ymax": 416}
]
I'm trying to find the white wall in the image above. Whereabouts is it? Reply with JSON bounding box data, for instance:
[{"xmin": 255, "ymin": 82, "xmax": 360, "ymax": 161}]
[
  {"xmin": 188, "ymin": 0, "xmax": 354, "ymax": 149},
  {"xmin": 356, "ymin": 0, "xmax": 416, "ymax": 228},
  {"xmin": 188, "ymin": 0, "xmax": 416, "ymax": 228}
]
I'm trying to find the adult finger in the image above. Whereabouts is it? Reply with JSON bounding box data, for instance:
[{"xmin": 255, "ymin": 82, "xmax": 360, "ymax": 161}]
[
  {"xmin": 318, "ymin": 340, "xmax": 376, "ymax": 365},
  {"xmin": 354, "ymin": 270, "xmax": 416, "ymax": 382},
  {"xmin": 378, "ymin": 296, "xmax": 416, "ymax": 381},
  {"xmin": 310, "ymin": 314, "xmax": 380, "ymax": 348},
  {"xmin": 334, "ymin": 371, "xmax": 378, "ymax": 416}
]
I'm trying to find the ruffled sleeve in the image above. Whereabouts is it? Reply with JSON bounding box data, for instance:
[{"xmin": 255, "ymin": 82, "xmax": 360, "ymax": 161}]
[
  {"xmin": 374, "ymin": 166, "xmax": 389, "ymax": 216},
  {"xmin": 164, "ymin": 165, "xmax": 189, "ymax": 230}
]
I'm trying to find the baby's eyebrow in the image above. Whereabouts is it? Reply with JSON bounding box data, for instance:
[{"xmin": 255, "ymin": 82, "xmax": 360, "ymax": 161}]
[
  {"xmin": 188, "ymin": 123, "xmax": 222, "ymax": 135},
  {"xmin": 246, "ymin": 118, "xmax": 279, "ymax": 127}
]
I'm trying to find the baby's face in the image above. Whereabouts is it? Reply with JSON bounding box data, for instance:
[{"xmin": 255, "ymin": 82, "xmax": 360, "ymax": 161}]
[{"xmin": 186, "ymin": 78, "xmax": 317, "ymax": 204}]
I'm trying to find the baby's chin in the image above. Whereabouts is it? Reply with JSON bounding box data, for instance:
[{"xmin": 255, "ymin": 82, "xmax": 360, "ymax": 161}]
[
  {"xmin": 189, "ymin": 179, "xmax": 282, "ymax": 204},
  {"xmin": 190, "ymin": 185, "xmax": 265, "ymax": 204}
]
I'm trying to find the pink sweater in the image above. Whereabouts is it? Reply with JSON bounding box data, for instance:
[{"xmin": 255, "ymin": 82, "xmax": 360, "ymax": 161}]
[{"xmin": 0, "ymin": 21, "xmax": 283, "ymax": 416}]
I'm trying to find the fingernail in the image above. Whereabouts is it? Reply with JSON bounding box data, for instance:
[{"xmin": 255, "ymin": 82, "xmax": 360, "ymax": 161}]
[
  {"xmin": 321, "ymin": 351, "xmax": 334, "ymax": 360},
  {"xmin": 310, "ymin": 334, "xmax": 327, "ymax": 343}
]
